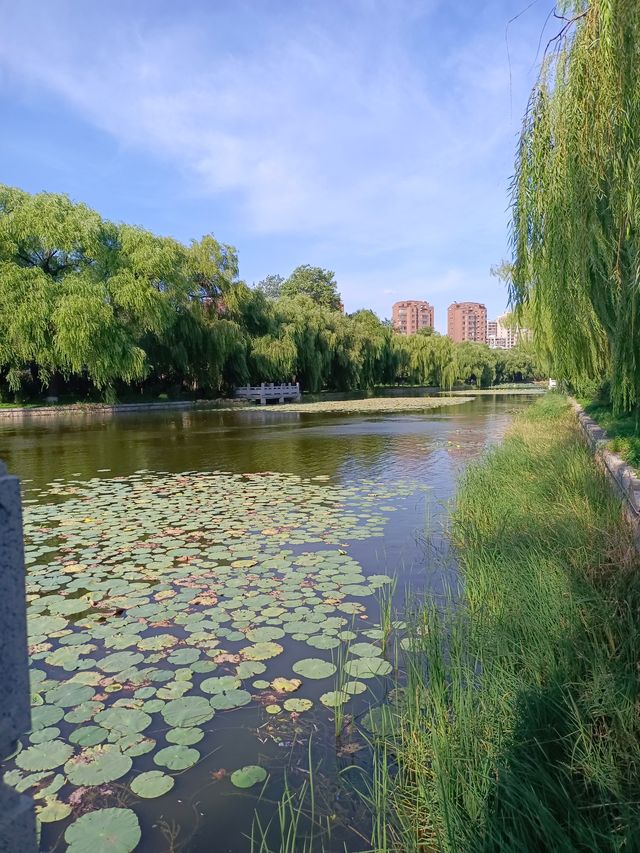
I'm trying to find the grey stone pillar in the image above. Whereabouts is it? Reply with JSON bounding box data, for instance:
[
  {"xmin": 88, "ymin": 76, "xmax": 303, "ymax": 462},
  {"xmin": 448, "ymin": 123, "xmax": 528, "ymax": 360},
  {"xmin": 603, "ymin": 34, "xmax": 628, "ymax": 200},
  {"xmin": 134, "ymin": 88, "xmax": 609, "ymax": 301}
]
[{"xmin": 0, "ymin": 461, "xmax": 37, "ymax": 853}]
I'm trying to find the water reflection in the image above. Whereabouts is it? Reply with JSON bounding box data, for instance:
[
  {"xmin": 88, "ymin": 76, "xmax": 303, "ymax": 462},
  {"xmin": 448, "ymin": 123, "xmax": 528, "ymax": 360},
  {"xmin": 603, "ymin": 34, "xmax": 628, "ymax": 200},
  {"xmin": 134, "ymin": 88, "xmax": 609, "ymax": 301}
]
[{"xmin": 0, "ymin": 394, "xmax": 536, "ymax": 853}]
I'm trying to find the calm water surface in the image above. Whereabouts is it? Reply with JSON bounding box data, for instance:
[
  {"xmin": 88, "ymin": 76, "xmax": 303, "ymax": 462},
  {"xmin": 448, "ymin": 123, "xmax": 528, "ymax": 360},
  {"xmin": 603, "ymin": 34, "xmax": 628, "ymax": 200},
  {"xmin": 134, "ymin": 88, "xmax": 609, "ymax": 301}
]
[{"xmin": 0, "ymin": 394, "xmax": 535, "ymax": 853}]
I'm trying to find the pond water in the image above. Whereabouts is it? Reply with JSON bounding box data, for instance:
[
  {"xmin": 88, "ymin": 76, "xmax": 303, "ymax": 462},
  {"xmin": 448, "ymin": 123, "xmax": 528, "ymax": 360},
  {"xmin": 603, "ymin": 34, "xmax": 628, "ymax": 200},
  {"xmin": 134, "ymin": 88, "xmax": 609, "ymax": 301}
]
[{"xmin": 0, "ymin": 393, "xmax": 536, "ymax": 853}]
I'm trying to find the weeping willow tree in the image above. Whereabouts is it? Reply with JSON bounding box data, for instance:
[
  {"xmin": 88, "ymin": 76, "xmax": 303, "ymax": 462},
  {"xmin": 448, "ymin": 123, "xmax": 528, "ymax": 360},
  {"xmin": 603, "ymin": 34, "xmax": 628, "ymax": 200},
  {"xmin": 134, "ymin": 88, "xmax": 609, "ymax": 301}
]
[{"xmin": 511, "ymin": 0, "xmax": 640, "ymax": 412}]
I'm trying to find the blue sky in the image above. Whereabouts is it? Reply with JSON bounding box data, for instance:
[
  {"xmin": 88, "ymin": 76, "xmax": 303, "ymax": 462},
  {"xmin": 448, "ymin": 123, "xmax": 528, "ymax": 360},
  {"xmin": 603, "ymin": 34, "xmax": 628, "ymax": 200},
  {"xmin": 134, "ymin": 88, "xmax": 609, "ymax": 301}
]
[{"xmin": 1, "ymin": 0, "xmax": 553, "ymax": 331}]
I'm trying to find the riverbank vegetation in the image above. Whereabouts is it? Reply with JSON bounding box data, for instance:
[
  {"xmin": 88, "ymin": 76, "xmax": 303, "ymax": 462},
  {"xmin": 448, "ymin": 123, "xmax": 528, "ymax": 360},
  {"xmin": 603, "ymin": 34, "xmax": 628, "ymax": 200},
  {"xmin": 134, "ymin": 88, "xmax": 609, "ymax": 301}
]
[
  {"xmin": 371, "ymin": 395, "xmax": 640, "ymax": 850},
  {"xmin": 581, "ymin": 396, "xmax": 640, "ymax": 470},
  {"xmin": 0, "ymin": 185, "xmax": 539, "ymax": 403},
  {"xmin": 512, "ymin": 1, "xmax": 640, "ymax": 415}
]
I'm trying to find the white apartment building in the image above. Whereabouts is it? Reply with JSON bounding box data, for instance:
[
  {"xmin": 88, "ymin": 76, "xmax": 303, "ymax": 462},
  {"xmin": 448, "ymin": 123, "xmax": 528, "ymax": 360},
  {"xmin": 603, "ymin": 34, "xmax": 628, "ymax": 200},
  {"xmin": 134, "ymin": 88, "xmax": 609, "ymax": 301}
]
[{"xmin": 487, "ymin": 314, "xmax": 526, "ymax": 349}]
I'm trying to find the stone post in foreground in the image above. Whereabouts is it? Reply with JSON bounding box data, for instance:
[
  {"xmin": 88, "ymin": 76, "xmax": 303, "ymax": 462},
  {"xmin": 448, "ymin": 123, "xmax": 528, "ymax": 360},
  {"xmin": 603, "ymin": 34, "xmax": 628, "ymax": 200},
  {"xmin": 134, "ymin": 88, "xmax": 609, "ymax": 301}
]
[{"xmin": 0, "ymin": 460, "xmax": 37, "ymax": 852}]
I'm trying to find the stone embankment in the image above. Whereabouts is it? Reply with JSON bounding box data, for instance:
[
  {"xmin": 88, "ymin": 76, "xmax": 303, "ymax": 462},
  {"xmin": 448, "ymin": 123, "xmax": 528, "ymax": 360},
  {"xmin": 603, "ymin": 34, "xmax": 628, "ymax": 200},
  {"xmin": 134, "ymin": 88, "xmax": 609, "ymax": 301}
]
[{"xmin": 571, "ymin": 399, "xmax": 640, "ymax": 548}]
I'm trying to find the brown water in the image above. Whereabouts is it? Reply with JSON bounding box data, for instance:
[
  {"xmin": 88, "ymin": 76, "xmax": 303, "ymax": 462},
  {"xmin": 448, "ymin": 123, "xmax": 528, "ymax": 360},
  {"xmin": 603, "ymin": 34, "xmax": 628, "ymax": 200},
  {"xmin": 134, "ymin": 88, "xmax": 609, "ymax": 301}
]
[{"xmin": 0, "ymin": 394, "xmax": 536, "ymax": 853}]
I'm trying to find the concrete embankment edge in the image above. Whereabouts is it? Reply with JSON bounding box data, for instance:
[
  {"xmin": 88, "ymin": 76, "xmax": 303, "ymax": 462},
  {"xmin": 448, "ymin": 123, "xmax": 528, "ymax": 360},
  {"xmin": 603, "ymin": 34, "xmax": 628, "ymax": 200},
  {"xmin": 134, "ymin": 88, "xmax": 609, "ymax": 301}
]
[{"xmin": 570, "ymin": 399, "xmax": 640, "ymax": 548}]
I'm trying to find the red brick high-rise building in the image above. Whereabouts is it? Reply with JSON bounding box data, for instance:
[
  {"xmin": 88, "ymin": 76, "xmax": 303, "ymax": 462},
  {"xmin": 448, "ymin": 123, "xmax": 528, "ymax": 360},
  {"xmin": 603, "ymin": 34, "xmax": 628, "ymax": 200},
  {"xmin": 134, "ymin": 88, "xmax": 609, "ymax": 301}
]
[
  {"xmin": 447, "ymin": 302, "xmax": 487, "ymax": 343},
  {"xmin": 392, "ymin": 300, "xmax": 434, "ymax": 335}
]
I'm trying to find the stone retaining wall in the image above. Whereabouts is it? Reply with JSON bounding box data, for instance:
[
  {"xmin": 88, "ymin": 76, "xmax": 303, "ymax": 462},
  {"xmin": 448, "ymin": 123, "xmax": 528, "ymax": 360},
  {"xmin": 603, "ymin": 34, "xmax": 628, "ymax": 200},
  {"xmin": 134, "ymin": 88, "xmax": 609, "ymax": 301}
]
[{"xmin": 570, "ymin": 400, "xmax": 640, "ymax": 548}]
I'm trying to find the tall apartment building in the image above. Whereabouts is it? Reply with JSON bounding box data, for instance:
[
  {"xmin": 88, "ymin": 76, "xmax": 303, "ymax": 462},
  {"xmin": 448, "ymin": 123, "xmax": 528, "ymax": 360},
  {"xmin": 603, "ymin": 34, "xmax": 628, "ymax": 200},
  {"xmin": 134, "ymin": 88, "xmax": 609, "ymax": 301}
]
[
  {"xmin": 447, "ymin": 302, "xmax": 487, "ymax": 343},
  {"xmin": 392, "ymin": 300, "xmax": 434, "ymax": 335},
  {"xmin": 488, "ymin": 314, "xmax": 526, "ymax": 349}
]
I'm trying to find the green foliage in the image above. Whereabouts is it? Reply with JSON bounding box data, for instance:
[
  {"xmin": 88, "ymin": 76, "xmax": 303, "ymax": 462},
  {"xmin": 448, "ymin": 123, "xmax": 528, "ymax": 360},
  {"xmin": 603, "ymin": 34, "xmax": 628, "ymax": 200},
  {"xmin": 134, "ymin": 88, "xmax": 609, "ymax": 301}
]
[
  {"xmin": 372, "ymin": 395, "xmax": 640, "ymax": 850},
  {"xmin": 0, "ymin": 185, "xmax": 542, "ymax": 401},
  {"xmin": 582, "ymin": 397, "xmax": 640, "ymax": 470},
  {"xmin": 254, "ymin": 273, "xmax": 284, "ymax": 299},
  {"xmin": 0, "ymin": 185, "xmax": 243, "ymax": 398},
  {"xmin": 281, "ymin": 265, "xmax": 342, "ymax": 310},
  {"xmin": 512, "ymin": 2, "xmax": 640, "ymax": 412}
]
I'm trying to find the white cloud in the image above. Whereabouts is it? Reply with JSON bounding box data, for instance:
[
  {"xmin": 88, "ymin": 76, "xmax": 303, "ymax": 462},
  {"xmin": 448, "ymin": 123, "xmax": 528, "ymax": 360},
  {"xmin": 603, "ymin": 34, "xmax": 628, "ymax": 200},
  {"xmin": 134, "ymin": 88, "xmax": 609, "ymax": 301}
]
[{"xmin": 0, "ymin": 0, "xmax": 546, "ymax": 316}]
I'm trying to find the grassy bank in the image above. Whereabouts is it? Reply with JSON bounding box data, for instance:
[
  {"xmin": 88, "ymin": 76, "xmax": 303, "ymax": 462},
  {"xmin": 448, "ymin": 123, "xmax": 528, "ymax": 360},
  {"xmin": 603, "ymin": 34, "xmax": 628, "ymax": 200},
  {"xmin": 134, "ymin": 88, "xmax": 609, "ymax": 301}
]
[
  {"xmin": 373, "ymin": 394, "xmax": 640, "ymax": 851},
  {"xmin": 581, "ymin": 399, "xmax": 640, "ymax": 471}
]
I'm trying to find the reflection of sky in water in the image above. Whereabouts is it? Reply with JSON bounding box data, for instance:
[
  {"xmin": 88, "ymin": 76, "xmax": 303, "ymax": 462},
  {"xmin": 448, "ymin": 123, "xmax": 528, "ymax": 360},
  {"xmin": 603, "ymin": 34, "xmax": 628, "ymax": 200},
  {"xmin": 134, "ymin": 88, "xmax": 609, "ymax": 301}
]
[{"xmin": 0, "ymin": 396, "xmax": 535, "ymax": 494}]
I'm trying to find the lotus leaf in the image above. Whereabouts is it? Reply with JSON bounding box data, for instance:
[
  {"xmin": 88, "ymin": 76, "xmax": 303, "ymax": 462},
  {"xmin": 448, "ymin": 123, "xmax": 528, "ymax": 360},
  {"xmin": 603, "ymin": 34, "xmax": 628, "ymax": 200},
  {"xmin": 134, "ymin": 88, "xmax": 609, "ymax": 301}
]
[
  {"xmin": 142, "ymin": 699, "xmax": 165, "ymax": 714},
  {"xmin": 166, "ymin": 727, "xmax": 204, "ymax": 745},
  {"xmin": 138, "ymin": 634, "xmax": 178, "ymax": 651},
  {"xmin": 349, "ymin": 642, "xmax": 383, "ymax": 658},
  {"xmin": 37, "ymin": 772, "xmax": 65, "ymax": 799},
  {"xmin": 15, "ymin": 771, "xmax": 52, "ymax": 792},
  {"xmin": 64, "ymin": 701, "xmax": 102, "ymax": 724},
  {"xmin": 98, "ymin": 652, "xmax": 144, "ymax": 673},
  {"xmin": 245, "ymin": 626, "xmax": 284, "ymax": 642},
  {"xmin": 292, "ymin": 658, "xmax": 337, "ymax": 679},
  {"xmin": 192, "ymin": 660, "xmax": 218, "ymax": 674},
  {"xmin": 154, "ymin": 745, "xmax": 199, "ymax": 771},
  {"xmin": 30, "ymin": 726, "xmax": 60, "ymax": 744},
  {"xmin": 69, "ymin": 726, "xmax": 108, "ymax": 747},
  {"xmin": 65, "ymin": 807, "xmax": 141, "ymax": 853},
  {"xmin": 306, "ymin": 636, "xmax": 341, "ymax": 650},
  {"xmin": 283, "ymin": 698, "xmax": 313, "ymax": 712},
  {"xmin": 16, "ymin": 740, "xmax": 72, "ymax": 772},
  {"xmin": 45, "ymin": 682, "xmax": 95, "ymax": 707},
  {"xmin": 230, "ymin": 765, "xmax": 267, "ymax": 788},
  {"xmin": 252, "ymin": 680, "xmax": 270, "ymax": 689},
  {"xmin": 271, "ymin": 678, "xmax": 301, "ymax": 693},
  {"xmin": 209, "ymin": 688, "xmax": 251, "ymax": 710},
  {"xmin": 235, "ymin": 661, "xmax": 266, "ymax": 678},
  {"xmin": 3, "ymin": 769, "xmax": 23, "ymax": 788},
  {"xmin": 94, "ymin": 708, "xmax": 152, "ymax": 735},
  {"xmin": 344, "ymin": 680, "xmax": 367, "ymax": 695},
  {"xmin": 133, "ymin": 687, "xmax": 155, "ymax": 700},
  {"xmin": 113, "ymin": 734, "xmax": 155, "ymax": 757},
  {"xmin": 240, "ymin": 642, "xmax": 283, "ymax": 661},
  {"xmin": 65, "ymin": 744, "xmax": 132, "ymax": 786},
  {"xmin": 161, "ymin": 697, "xmax": 214, "ymax": 727},
  {"xmin": 319, "ymin": 691, "xmax": 349, "ymax": 707},
  {"xmin": 265, "ymin": 704, "xmax": 281, "ymax": 714},
  {"xmin": 130, "ymin": 769, "xmax": 174, "ymax": 798},
  {"xmin": 344, "ymin": 658, "xmax": 392, "ymax": 678},
  {"xmin": 36, "ymin": 796, "xmax": 71, "ymax": 822},
  {"xmin": 157, "ymin": 681, "xmax": 191, "ymax": 700},
  {"xmin": 200, "ymin": 675, "xmax": 240, "ymax": 695},
  {"xmin": 168, "ymin": 648, "xmax": 200, "ymax": 665}
]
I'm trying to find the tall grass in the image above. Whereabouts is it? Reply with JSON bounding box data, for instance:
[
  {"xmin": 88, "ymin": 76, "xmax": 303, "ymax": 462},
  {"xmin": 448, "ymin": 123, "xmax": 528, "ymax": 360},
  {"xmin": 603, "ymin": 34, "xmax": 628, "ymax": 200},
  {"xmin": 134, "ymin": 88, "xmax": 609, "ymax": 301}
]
[
  {"xmin": 372, "ymin": 394, "xmax": 640, "ymax": 851},
  {"xmin": 250, "ymin": 738, "xmax": 332, "ymax": 853}
]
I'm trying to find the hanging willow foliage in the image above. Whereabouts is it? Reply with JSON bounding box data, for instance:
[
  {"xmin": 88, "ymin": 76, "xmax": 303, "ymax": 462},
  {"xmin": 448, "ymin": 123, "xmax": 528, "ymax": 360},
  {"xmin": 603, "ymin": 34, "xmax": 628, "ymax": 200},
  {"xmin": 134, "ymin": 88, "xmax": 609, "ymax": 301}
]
[{"xmin": 511, "ymin": 0, "xmax": 640, "ymax": 412}]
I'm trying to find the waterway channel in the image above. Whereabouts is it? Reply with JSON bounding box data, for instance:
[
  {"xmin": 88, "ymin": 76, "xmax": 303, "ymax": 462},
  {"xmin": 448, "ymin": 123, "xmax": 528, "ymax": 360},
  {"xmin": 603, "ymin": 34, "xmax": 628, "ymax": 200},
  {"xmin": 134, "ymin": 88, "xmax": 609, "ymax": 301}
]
[{"xmin": 0, "ymin": 393, "xmax": 537, "ymax": 853}]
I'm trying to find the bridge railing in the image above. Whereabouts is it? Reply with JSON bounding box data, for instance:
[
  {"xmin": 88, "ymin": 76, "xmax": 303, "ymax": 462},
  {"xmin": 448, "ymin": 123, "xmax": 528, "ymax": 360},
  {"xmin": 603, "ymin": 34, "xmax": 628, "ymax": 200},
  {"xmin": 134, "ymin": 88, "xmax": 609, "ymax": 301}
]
[{"xmin": 234, "ymin": 383, "xmax": 301, "ymax": 405}]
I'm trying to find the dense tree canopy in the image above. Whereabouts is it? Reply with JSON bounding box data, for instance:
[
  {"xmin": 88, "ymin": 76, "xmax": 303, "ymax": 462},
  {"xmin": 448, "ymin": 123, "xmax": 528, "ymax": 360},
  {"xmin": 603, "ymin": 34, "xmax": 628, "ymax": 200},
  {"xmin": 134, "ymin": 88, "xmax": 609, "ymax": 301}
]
[
  {"xmin": 512, "ymin": 1, "xmax": 640, "ymax": 412},
  {"xmin": 280, "ymin": 265, "xmax": 342, "ymax": 311},
  {"xmin": 0, "ymin": 185, "xmax": 540, "ymax": 401},
  {"xmin": 254, "ymin": 273, "xmax": 284, "ymax": 300}
]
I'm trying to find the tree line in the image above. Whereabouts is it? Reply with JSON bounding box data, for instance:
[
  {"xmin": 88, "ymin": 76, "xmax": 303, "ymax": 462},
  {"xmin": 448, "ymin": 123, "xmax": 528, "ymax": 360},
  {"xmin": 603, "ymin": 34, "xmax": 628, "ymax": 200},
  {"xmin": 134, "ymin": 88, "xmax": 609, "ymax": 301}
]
[{"xmin": 0, "ymin": 185, "xmax": 538, "ymax": 402}]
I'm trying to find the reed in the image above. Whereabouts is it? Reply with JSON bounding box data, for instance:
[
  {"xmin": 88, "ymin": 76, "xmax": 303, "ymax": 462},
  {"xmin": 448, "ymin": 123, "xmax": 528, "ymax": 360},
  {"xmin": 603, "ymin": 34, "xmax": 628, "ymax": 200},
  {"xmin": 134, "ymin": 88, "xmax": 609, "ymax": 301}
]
[
  {"xmin": 370, "ymin": 394, "xmax": 640, "ymax": 851},
  {"xmin": 250, "ymin": 738, "xmax": 331, "ymax": 853}
]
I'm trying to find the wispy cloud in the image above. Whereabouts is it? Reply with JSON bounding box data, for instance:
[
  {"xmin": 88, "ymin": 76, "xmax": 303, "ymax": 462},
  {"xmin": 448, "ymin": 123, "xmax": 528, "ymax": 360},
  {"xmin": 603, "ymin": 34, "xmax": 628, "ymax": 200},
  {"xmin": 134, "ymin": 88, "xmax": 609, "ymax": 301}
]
[{"xmin": 0, "ymin": 0, "xmax": 547, "ymax": 318}]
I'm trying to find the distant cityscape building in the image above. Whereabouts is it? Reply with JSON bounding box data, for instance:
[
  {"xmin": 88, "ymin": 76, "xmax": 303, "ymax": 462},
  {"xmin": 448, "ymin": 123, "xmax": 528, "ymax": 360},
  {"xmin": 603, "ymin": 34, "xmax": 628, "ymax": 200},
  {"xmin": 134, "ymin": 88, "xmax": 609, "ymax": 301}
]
[
  {"xmin": 447, "ymin": 302, "xmax": 487, "ymax": 343},
  {"xmin": 488, "ymin": 313, "xmax": 527, "ymax": 349},
  {"xmin": 392, "ymin": 300, "xmax": 434, "ymax": 335}
]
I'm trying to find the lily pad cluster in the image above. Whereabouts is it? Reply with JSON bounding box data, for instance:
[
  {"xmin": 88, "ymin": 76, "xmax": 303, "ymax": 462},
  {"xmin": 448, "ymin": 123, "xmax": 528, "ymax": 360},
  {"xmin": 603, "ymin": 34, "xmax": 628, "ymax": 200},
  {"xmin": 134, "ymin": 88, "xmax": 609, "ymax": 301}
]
[{"xmin": 6, "ymin": 469, "xmax": 413, "ymax": 847}]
